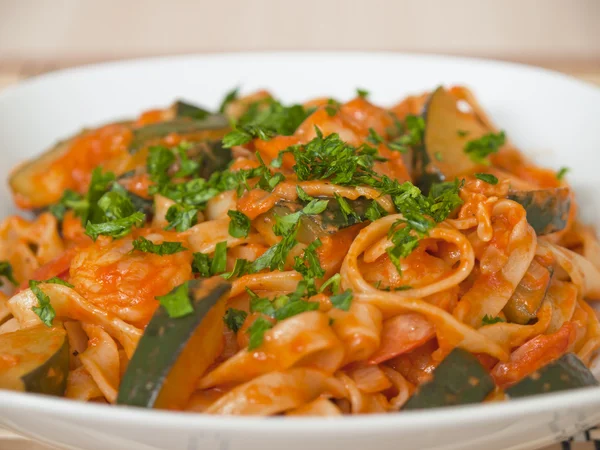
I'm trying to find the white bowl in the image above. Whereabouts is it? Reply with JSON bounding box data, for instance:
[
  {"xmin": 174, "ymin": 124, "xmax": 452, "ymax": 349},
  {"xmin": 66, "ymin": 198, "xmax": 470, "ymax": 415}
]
[{"xmin": 1, "ymin": 52, "xmax": 600, "ymax": 450}]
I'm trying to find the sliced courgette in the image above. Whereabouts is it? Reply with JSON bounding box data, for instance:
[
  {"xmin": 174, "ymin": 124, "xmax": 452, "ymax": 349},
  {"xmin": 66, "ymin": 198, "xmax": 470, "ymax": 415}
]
[
  {"xmin": 116, "ymin": 277, "xmax": 230, "ymax": 409},
  {"xmin": 0, "ymin": 325, "xmax": 69, "ymax": 396},
  {"xmin": 187, "ymin": 140, "xmax": 233, "ymax": 180},
  {"xmin": 506, "ymin": 353, "xmax": 598, "ymax": 398},
  {"xmin": 507, "ymin": 188, "xmax": 571, "ymax": 235},
  {"xmin": 414, "ymin": 87, "xmax": 489, "ymax": 191},
  {"xmin": 173, "ymin": 100, "xmax": 211, "ymax": 120},
  {"xmin": 267, "ymin": 197, "xmax": 371, "ymax": 244},
  {"xmin": 503, "ymin": 260, "xmax": 552, "ymax": 324},
  {"xmin": 129, "ymin": 116, "xmax": 229, "ymax": 153},
  {"xmin": 402, "ymin": 348, "xmax": 494, "ymax": 410},
  {"xmin": 10, "ymin": 134, "xmax": 80, "ymax": 208}
]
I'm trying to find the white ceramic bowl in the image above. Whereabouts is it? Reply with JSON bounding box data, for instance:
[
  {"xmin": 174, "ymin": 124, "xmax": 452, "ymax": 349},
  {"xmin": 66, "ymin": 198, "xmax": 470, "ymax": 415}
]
[{"xmin": 1, "ymin": 52, "xmax": 600, "ymax": 450}]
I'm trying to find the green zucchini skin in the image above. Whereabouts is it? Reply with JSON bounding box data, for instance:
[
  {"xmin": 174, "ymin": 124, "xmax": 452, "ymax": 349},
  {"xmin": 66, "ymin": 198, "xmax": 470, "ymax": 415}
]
[
  {"xmin": 506, "ymin": 353, "xmax": 598, "ymax": 398},
  {"xmin": 21, "ymin": 335, "xmax": 69, "ymax": 396},
  {"xmin": 507, "ymin": 188, "xmax": 571, "ymax": 235},
  {"xmin": 0, "ymin": 326, "xmax": 69, "ymax": 396},
  {"xmin": 402, "ymin": 348, "xmax": 494, "ymax": 410},
  {"xmin": 415, "ymin": 86, "xmax": 488, "ymax": 193},
  {"xmin": 129, "ymin": 116, "xmax": 229, "ymax": 153},
  {"xmin": 503, "ymin": 261, "xmax": 553, "ymax": 325},
  {"xmin": 188, "ymin": 140, "xmax": 233, "ymax": 180},
  {"xmin": 270, "ymin": 197, "xmax": 371, "ymax": 244},
  {"xmin": 116, "ymin": 278, "xmax": 231, "ymax": 408},
  {"xmin": 173, "ymin": 100, "xmax": 211, "ymax": 120}
]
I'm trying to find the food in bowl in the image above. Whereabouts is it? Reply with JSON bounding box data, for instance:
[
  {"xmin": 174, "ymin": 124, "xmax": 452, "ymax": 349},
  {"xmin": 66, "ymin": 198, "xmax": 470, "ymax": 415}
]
[{"xmin": 0, "ymin": 85, "xmax": 598, "ymax": 416}]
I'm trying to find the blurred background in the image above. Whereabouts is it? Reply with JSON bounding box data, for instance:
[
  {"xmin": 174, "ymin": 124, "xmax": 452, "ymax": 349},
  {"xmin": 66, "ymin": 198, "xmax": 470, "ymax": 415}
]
[{"xmin": 0, "ymin": 0, "xmax": 599, "ymax": 89}]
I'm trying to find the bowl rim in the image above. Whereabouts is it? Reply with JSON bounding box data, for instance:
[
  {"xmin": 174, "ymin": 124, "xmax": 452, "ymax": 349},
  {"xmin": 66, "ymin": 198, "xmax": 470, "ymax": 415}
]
[{"xmin": 1, "ymin": 51, "xmax": 600, "ymax": 432}]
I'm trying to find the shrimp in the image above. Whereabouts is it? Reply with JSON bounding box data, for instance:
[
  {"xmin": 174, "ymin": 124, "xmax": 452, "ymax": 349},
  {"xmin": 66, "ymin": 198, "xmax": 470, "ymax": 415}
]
[{"xmin": 69, "ymin": 230, "xmax": 193, "ymax": 328}]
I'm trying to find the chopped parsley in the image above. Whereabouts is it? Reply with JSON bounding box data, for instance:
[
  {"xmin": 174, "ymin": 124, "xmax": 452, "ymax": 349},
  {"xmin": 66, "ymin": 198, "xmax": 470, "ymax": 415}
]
[
  {"xmin": 165, "ymin": 204, "xmax": 198, "ymax": 232},
  {"xmin": 192, "ymin": 241, "xmax": 228, "ymax": 277},
  {"xmin": 293, "ymin": 239, "xmax": 325, "ymax": 295},
  {"xmin": 222, "ymin": 258, "xmax": 250, "ymax": 279},
  {"xmin": 330, "ymin": 289, "xmax": 353, "ymax": 311},
  {"xmin": 388, "ymin": 115, "xmax": 425, "ymax": 153},
  {"xmin": 457, "ymin": 130, "xmax": 469, "ymax": 137},
  {"xmin": 219, "ymin": 87, "xmax": 239, "ymax": 114},
  {"xmin": 365, "ymin": 201, "xmax": 387, "ymax": 222},
  {"xmin": 29, "ymin": 277, "xmax": 72, "ymax": 327},
  {"xmin": 85, "ymin": 212, "xmax": 145, "ymax": 241},
  {"xmin": 556, "ymin": 167, "xmax": 569, "ymax": 181},
  {"xmin": 482, "ymin": 314, "xmax": 505, "ymax": 325},
  {"xmin": 0, "ymin": 261, "xmax": 18, "ymax": 287},
  {"xmin": 325, "ymin": 99, "xmax": 339, "ymax": 117},
  {"xmin": 222, "ymin": 99, "xmax": 310, "ymax": 148},
  {"xmin": 131, "ymin": 236, "xmax": 187, "ymax": 255},
  {"xmin": 223, "ymin": 308, "xmax": 247, "ymax": 332},
  {"xmin": 49, "ymin": 190, "xmax": 86, "ymax": 221},
  {"xmin": 367, "ymin": 128, "xmax": 384, "ymax": 145},
  {"xmin": 156, "ymin": 282, "xmax": 194, "ymax": 319},
  {"xmin": 227, "ymin": 210, "xmax": 251, "ymax": 238},
  {"xmin": 356, "ymin": 88, "xmax": 369, "ymax": 98},
  {"xmin": 475, "ymin": 173, "xmax": 499, "ymax": 185},
  {"xmin": 464, "ymin": 131, "xmax": 506, "ymax": 164},
  {"xmin": 247, "ymin": 316, "xmax": 274, "ymax": 350}
]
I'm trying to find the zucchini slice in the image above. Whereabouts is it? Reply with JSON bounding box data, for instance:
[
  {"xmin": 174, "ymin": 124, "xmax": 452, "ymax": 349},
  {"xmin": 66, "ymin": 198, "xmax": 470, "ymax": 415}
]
[
  {"xmin": 0, "ymin": 325, "xmax": 69, "ymax": 396},
  {"xmin": 129, "ymin": 116, "xmax": 229, "ymax": 153},
  {"xmin": 173, "ymin": 100, "xmax": 211, "ymax": 120},
  {"xmin": 267, "ymin": 197, "xmax": 371, "ymax": 244},
  {"xmin": 506, "ymin": 353, "xmax": 598, "ymax": 398},
  {"xmin": 503, "ymin": 260, "xmax": 552, "ymax": 324},
  {"xmin": 402, "ymin": 348, "xmax": 494, "ymax": 410},
  {"xmin": 116, "ymin": 277, "xmax": 230, "ymax": 409},
  {"xmin": 414, "ymin": 87, "xmax": 489, "ymax": 191},
  {"xmin": 507, "ymin": 188, "xmax": 571, "ymax": 235},
  {"xmin": 187, "ymin": 140, "xmax": 233, "ymax": 180},
  {"xmin": 9, "ymin": 135, "xmax": 80, "ymax": 208}
]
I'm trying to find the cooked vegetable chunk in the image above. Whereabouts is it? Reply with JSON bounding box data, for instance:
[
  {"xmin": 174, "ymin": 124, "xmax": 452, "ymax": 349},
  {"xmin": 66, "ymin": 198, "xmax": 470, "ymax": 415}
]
[
  {"xmin": 507, "ymin": 188, "xmax": 571, "ymax": 235},
  {"xmin": 129, "ymin": 116, "xmax": 229, "ymax": 153},
  {"xmin": 0, "ymin": 325, "xmax": 69, "ymax": 396},
  {"xmin": 402, "ymin": 348, "xmax": 494, "ymax": 410},
  {"xmin": 266, "ymin": 197, "xmax": 371, "ymax": 244},
  {"xmin": 414, "ymin": 87, "xmax": 489, "ymax": 190},
  {"xmin": 506, "ymin": 353, "xmax": 598, "ymax": 398},
  {"xmin": 116, "ymin": 277, "xmax": 230, "ymax": 409},
  {"xmin": 503, "ymin": 260, "xmax": 552, "ymax": 324}
]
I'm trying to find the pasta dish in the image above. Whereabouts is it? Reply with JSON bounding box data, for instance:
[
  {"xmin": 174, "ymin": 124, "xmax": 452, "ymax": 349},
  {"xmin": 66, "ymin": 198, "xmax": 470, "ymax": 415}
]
[{"xmin": 1, "ymin": 85, "xmax": 599, "ymax": 415}]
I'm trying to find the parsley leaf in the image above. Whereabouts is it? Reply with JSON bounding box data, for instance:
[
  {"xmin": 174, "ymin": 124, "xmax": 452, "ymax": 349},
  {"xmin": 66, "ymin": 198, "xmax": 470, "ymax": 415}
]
[
  {"xmin": 156, "ymin": 282, "xmax": 194, "ymax": 319},
  {"xmin": 330, "ymin": 289, "xmax": 353, "ymax": 311},
  {"xmin": 29, "ymin": 277, "xmax": 71, "ymax": 327},
  {"xmin": 556, "ymin": 167, "xmax": 569, "ymax": 181},
  {"xmin": 320, "ymin": 273, "xmax": 341, "ymax": 294},
  {"xmin": 165, "ymin": 204, "xmax": 198, "ymax": 232},
  {"xmin": 147, "ymin": 146, "xmax": 175, "ymax": 187},
  {"xmin": 293, "ymin": 239, "xmax": 325, "ymax": 295},
  {"xmin": 388, "ymin": 115, "xmax": 425, "ymax": 153},
  {"xmin": 464, "ymin": 131, "xmax": 506, "ymax": 164},
  {"xmin": 222, "ymin": 99, "xmax": 309, "ymax": 148},
  {"xmin": 132, "ymin": 236, "xmax": 187, "ymax": 255},
  {"xmin": 49, "ymin": 190, "xmax": 85, "ymax": 221},
  {"xmin": 356, "ymin": 88, "xmax": 369, "ymax": 98},
  {"xmin": 219, "ymin": 87, "xmax": 239, "ymax": 114},
  {"xmin": 227, "ymin": 210, "xmax": 251, "ymax": 238},
  {"xmin": 334, "ymin": 193, "xmax": 361, "ymax": 225},
  {"xmin": 85, "ymin": 212, "xmax": 145, "ymax": 241},
  {"xmin": 211, "ymin": 241, "xmax": 228, "ymax": 275},
  {"xmin": 223, "ymin": 308, "xmax": 247, "ymax": 332},
  {"xmin": 222, "ymin": 258, "xmax": 250, "ymax": 279},
  {"xmin": 247, "ymin": 316, "xmax": 274, "ymax": 350},
  {"xmin": 250, "ymin": 222, "xmax": 299, "ymax": 273},
  {"xmin": 475, "ymin": 173, "xmax": 499, "ymax": 185},
  {"xmin": 296, "ymin": 185, "xmax": 314, "ymax": 202},
  {"xmin": 192, "ymin": 252, "xmax": 212, "ymax": 277},
  {"xmin": 274, "ymin": 297, "xmax": 319, "ymax": 320},
  {"xmin": 0, "ymin": 261, "xmax": 18, "ymax": 287},
  {"xmin": 482, "ymin": 314, "xmax": 505, "ymax": 325},
  {"xmin": 367, "ymin": 128, "xmax": 384, "ymax": 145},
  {"xmin": 365, "ymin": 200, "xmax": 387, "ymax": 221},
  {"xmin": 289, "ymin": 129, "xmax": 377, "ymax": 185},
  {"xmin": 325, "ymin": 99, "xmax": 339, "ymax": 117}
]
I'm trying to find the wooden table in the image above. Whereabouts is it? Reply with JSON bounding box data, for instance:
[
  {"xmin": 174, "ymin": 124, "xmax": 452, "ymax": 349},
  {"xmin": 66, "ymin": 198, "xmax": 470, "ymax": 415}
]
[{"xmin": 0, "ymin": 59, "xmax": 599, "ymax": 450}]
